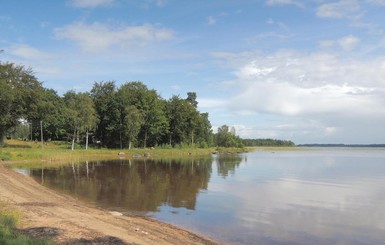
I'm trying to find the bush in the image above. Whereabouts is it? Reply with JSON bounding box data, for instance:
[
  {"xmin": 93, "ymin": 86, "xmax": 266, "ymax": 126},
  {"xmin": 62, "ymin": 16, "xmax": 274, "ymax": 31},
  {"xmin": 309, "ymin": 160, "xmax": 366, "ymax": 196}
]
[
  {"xmin": 158, "ymin": 144, "xmax": 173, "ymax": 149},
  {"xmin": 0, "ymin": 152, "xmax": 11, "ymax": 161},
  {"xmin": 198, "ymin": 141, "xmax": 208, "ymax": 148}
]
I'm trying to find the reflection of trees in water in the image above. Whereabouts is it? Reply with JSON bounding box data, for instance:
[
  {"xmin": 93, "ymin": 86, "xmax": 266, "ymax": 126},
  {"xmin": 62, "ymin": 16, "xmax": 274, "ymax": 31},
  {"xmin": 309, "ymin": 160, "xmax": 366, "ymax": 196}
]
[
  {"xmin": 215, "ymin": 154, "xmax": 244, "ymax": 177},
  {"xmin": 30, "ymin": 158, "xmax": 212, "ymax": 212}
]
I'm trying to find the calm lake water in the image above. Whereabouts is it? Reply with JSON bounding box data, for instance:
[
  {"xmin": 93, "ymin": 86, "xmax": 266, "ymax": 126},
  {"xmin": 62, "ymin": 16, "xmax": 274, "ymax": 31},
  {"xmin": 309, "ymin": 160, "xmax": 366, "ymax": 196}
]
[{"xmin": 16, "ymin": 148, "xmax": 385, "ymax": 244}]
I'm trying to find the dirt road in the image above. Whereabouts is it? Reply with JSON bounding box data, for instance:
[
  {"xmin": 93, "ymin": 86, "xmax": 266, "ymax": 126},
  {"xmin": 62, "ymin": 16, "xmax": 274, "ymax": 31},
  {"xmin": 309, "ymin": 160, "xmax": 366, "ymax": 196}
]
[{"xmin": 0, "ymin": 163, "xmax": 217, "ymax": 244}]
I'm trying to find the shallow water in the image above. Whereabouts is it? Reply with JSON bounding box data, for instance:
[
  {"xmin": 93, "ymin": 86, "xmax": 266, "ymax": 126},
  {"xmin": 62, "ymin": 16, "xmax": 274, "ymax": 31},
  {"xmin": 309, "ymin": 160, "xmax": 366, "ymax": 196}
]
[{"xmin": 17, "ymin": 148, "xmax": 385, "ymax": 244}]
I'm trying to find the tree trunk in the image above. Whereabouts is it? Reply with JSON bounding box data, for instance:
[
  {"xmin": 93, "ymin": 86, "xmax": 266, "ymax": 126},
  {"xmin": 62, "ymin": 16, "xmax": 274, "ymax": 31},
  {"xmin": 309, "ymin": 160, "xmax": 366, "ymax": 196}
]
[
  {"xmin": 191, "ymin": 131, "xmax": 194, "ymax": 145},
  {"xmin": 40, "ymin": 120, "xmax": 44, "ymax": 148},
  {"xmin": 85, "ymin": 130, "xmax": 89, "ymax": 150},
  {"xmin": 144, "ymin": 131, "xmax": 147, "ymax": 148},
  {"xmin": 71, "ymin": 127, "xmax": 76, "ymax": 151},
  {"xmin": 129, "ymin": 141, "xmax": 132, "ymax": 150}
]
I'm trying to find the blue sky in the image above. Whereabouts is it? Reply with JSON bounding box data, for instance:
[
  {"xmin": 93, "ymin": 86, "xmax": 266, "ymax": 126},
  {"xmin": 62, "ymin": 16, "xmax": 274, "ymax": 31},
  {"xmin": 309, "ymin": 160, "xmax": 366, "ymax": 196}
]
[{"xmin": 1, "ymin": 0, "xmax": 385, "ymax": 144}]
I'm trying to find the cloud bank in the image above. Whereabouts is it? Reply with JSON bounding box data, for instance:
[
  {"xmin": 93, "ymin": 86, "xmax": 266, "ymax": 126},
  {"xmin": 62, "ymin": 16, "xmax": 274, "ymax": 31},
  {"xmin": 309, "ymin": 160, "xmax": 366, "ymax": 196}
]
[
  {"xmin": 211, "ymin": 49, "xmax": 385, "ymax": 143},
  {"xmin": 54, "ymin": 22, "xmax": 175, "ymax": 53},
  {"xmin": 68, "ymin": 0, "xmax": 115, "ymax": 8}
]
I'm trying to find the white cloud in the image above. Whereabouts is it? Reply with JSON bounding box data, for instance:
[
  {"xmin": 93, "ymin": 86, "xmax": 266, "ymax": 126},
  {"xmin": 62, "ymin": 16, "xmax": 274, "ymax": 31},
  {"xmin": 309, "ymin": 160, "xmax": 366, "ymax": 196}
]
[
  {"xmin": 231, "ymin": 51, "xmax": 385, "ymax": 115},
  {"xmin": 199, "ymin": 98, "xmax": 227, "ymax": 109},
  {"xmin": 266, "ymin": 0, "xmax": 304, "ymax": 8},
  {"xmin": 338, "ymin": 35, "xmax": 360, "ymax": 50},
  {"xmin": 317, "ymin": 0, "xmax": 361, "ymax": 19},
  {"xmin": 366, "ymin": 0, "xmax": 385, "ymax": 5},
  {"xmin": 54, "ymin": 22, "xmax": 175, "ymax": 53},
  {"xmin": 68, "ymin": 0, "xmax": 114, "ymax": 8},
  {"xmin": 213, "ymin": 50, "xmax": 385, "ymax": 143},
  {"xmin": 9, "ymin": 44, "xmax": 50, "ymax": 59},
  {"xmin": 206, "ymin": 16, "xmax": 217, "ymax": 25},
  {"xmin": 155, "ymin": 0, "xmax": 168, "ymax": 7},
  {"xmin": 142, "ymin": 0, "xmax": 169, "ymax": 8},
  {"xmin": 320, "ymin": 35, "xmax": 360, "ymax": 51}
]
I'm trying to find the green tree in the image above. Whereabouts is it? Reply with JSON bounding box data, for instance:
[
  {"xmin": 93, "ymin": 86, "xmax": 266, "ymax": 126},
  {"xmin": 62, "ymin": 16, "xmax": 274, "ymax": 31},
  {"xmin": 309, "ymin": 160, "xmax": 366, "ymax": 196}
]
[
  {"xmin": 121, "ymin": 105, "xmax": 143, "ymax": 149},
  {"xmin": 166, "ymin": 95, "xmax": 200, "ymax": 146},
  {"xmin": 64, "ymin": 91, "xmax": 97, "ymax": 150},
  {"xmin": 195, "ymin": 112, "xmax": 214, "ymax": 147},
  {"xmin": 216, "ymin": 125, "xmax": 243, "ymax": 148},
  {"xmin": 31, "ymin": 89, "xmax": 69, "ymax": 141},
  {"xmin": 117, "ymin": 81, "xmax": 168, "ymax": 148},
  {"xmin": 91, "ymin": 81, "xmax": 120, "ymax": 148},
  {"xmin": 0, "ymin": 62, "xmax": 43, "ymax": 145}
]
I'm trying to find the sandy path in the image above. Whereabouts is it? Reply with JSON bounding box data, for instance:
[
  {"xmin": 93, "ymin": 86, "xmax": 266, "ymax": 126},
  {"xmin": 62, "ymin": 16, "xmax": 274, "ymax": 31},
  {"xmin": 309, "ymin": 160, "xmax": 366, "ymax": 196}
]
[{"xmin": 0, "ymin": 163, "xmax": 217, "ymax": 244}]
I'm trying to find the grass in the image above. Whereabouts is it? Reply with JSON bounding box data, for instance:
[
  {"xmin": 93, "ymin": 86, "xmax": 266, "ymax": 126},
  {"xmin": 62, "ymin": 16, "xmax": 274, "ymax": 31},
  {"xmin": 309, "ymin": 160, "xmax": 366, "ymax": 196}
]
[
  {"xmin": 0, "ymin": 201, "xmax": 54, "ymax": 245},
  {"xmin": 1, "ymin": 139, "xmax": 249, "ymax": 167}
]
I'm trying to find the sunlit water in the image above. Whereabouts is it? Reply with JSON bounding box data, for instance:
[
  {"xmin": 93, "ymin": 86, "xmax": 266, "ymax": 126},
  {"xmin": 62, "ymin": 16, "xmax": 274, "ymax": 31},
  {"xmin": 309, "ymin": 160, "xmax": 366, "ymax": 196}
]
[{"xmin": 15, "ymin": 148, "xmax": 385, "ymax": 244}]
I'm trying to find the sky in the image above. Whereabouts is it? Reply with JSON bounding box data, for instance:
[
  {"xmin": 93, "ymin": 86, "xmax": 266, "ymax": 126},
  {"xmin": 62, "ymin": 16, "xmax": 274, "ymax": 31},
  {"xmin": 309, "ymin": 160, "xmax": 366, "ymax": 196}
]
[{"xmin": 1, "ymin": 0, "xmax": 385, "ymax": 144}]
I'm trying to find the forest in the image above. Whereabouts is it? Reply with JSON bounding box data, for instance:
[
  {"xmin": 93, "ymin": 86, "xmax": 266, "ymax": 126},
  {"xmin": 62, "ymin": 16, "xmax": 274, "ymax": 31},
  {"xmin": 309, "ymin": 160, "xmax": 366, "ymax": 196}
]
[{"xmin": 1, "ymin": 62, "xmax": 249, "ymax": 149}]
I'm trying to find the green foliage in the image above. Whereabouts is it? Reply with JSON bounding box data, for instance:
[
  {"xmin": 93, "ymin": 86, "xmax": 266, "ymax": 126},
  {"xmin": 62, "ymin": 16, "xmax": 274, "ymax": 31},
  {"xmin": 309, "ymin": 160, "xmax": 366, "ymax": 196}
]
[
  {"xmin": 64, "ymin": 90, "xmax": 98, "ymax": 150},
  {"xmin": 90, "ymin": 81, "xmax": 213, "ymax": 149},
  {"xmin": 186, "ymin": 92, "xmax": 198, "ymax": 108},
  {"xmin": 120, "ymin": 105, "xmax": 143, "ymax": 149},
  {"xmin": 117, "ymin": 81, "xmax": 169, "ymax": 147},
  {"xmin": 0, "ymin": 62, "xmax": 44, "ymax": 145},
  {"xmin": 91, "ymin": 81, "xmax": 120, "ymax": 148},
  {"xmin": 215, "ymin": 125, "xmax": 243, "ymax": 148},
  {"xmin": 31, "ymin": 89, "xmax": 69, "ymax": 141},
  {"xmin": 0, "ymin": 151, "xmax": 11, "ymax": 161},
  {"xmin": 165, "ymin": 94, "xmax": 212, "ymax": 147}
]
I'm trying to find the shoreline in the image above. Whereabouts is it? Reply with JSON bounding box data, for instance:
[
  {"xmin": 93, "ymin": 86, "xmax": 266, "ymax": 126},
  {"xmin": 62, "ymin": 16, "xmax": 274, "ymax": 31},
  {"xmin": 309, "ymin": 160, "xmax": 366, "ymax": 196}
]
[{"xmin": 0, "ymin": 162, "xmax": 218, "ymax": 245}]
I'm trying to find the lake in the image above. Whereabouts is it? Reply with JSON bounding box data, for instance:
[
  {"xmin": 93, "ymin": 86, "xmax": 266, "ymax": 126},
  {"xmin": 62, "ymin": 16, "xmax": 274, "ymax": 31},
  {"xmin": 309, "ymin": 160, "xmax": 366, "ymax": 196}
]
[{"xmin": 16, "ymin": 148, "xmax": 385, "ymax": 244}]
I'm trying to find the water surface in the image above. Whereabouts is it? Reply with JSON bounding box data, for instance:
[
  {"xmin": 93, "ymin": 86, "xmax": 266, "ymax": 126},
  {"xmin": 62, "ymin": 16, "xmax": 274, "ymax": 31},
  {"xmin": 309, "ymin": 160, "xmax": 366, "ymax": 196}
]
[{"xmin": 18, "ymin": 148, "xmax": 385, "ymax": 244}]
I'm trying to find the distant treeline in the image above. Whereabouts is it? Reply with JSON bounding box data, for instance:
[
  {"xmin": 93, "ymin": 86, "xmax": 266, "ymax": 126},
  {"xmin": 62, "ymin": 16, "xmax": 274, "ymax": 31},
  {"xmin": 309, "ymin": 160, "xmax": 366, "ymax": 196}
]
[
  {"xmin": 298, "ymin": 144, "xmax": 385, "ymax": 147},
  {"xmin": 242, "ymin": 138, "xmax": 295, "ymax": 147}
]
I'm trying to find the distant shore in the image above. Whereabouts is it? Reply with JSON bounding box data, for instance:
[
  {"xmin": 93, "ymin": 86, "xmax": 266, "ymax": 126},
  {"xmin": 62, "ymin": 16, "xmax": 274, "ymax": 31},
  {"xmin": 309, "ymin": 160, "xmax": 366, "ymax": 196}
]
[{"xmin": 297, "ymin": 144, "xmax": 385, "ymax": 147}]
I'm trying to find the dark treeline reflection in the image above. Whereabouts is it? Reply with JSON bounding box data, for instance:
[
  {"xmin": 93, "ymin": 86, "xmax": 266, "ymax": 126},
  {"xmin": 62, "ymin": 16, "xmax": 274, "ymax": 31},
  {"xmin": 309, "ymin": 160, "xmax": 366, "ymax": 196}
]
[
  {"xmin": 215, "ymin": 154, "xmax": 244, "ymax": 177},
  {"xmin": 30, "ymin": 158, "xmax": 215, "ymax": 212}
]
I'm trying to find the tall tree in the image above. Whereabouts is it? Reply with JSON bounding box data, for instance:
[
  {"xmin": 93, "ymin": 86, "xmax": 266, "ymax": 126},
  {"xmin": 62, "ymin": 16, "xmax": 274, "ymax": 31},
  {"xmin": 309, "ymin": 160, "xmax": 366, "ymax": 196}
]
[
  {"xmin": 78, "ymin": 93, "xmax": 98, "ymax": 150},
  {"xmin": 120, "ymin": 105, "xmax": 143, "ymax": 149},
  {"xmin": 166, "ymin": 95, "xmax": 200, "ymax": 146},
  {"xmin": 64, "ymin": 91, "xmax": 97, "ymax": 150},
  {"xmin": 91, "ymin": 81, "xmax": 120, "ymax": 148},
  {"xmin": 216, "ymin": 125, "xmax": 243, "ymax": 148},
  {"xmin": 117, "ymin": 81, "xmax": 168, "ymax": 148},
  {"xmin": 0, "ymin": 62, "xmax": 43, "ymax": 145},
  {"xmin": 195, "ymin": 112, "xmax": 214, "ymax": 147},
  {"xmin": 31, "ymin": 89, "xmax": 68, "ymax": 141}
]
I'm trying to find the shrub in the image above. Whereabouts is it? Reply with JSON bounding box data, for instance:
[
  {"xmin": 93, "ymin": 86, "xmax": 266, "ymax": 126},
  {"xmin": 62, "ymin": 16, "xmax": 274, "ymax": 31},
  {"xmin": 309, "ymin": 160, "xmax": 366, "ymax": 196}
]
[{"xmin": 0, "ymin": 152, "xmax": 11, "ymax": 161}]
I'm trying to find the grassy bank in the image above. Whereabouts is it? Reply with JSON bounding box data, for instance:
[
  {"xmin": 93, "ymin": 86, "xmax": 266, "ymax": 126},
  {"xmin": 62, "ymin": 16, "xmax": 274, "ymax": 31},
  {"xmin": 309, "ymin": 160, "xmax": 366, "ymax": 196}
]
[
  {"xmin": 1, "ymin": 139, "xmax": 249, "ymax": 166},
  {"xmin": 0, "ymin": 201, "xmax": 53, "ymax": 245}
]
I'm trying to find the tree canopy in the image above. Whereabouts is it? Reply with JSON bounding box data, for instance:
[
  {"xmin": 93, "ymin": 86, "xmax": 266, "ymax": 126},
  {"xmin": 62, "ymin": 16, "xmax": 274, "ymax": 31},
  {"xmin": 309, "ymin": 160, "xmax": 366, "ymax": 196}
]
[{"xmin": 0, "ymin": 62, "xmax": 43, "ymax": 145}]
